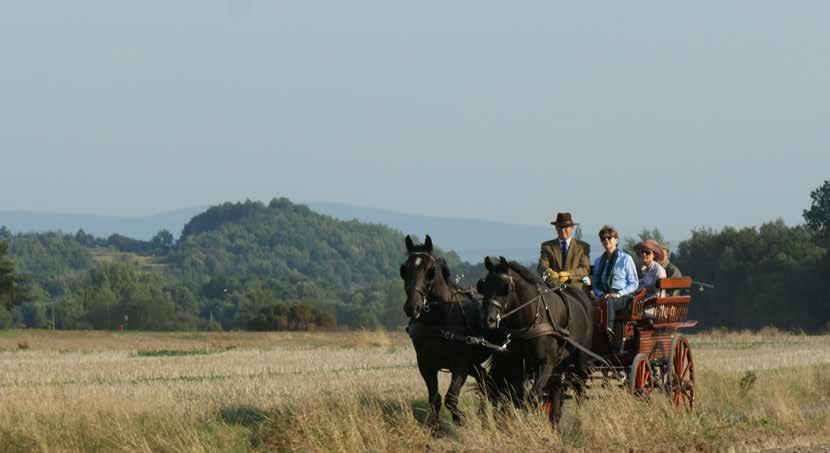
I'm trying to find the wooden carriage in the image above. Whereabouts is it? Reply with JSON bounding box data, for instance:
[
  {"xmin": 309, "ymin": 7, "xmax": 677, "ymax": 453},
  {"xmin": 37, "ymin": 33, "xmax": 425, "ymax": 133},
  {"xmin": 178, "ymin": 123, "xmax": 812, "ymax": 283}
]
[{"xmin": 590, "ymin": 276, "xmax": 697, "ymax": 410}]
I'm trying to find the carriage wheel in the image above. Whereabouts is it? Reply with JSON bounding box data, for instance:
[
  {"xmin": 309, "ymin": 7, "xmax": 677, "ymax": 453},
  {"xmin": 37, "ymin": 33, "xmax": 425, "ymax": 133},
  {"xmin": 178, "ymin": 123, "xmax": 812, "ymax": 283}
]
[
  {"xmin": 667, "ymin": 335, "xmax": 695, "ymax": 410},
  {"xmin": 543, "ymin": 385, "xmax": 564, "ymax": 425},
  {"xmin": 629, "ymin": 353, "xmax": 654, "ymax": 399}
]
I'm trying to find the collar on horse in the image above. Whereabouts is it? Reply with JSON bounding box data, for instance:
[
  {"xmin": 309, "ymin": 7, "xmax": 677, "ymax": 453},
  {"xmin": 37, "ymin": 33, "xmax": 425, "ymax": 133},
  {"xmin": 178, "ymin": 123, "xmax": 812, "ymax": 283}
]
[
  {"xmin": 495, "ymin": 280, "xmax": 614, "ymax": 368},
  {"xmin": 494, "ymin": 281, "xmax": 572, "ymax": 340}
]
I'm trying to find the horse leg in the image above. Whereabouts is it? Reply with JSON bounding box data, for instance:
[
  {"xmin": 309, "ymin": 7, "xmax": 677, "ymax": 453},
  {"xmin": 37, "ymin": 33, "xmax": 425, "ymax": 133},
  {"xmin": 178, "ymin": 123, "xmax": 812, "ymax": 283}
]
[
  {"xmin": 531, "ymin": 361, "xmax": 555, "ymax": 407},
  {"xmin": 445, "ymin": 365, "xmax": 469, "ymax": 426},
  {"xmin": 418, "ymin": 364, "xmax": 441, "ymax": 430},
  {"xmin": 471, "ymin": 362, "xmax": 491, "ymax": 419},
  {"xmin": 571, "ymin": 351, "xmax": 590, "ymax": 405},
  {"xmin": 546, "ymin": 382, "xmax": 565, "ymax": 425}
]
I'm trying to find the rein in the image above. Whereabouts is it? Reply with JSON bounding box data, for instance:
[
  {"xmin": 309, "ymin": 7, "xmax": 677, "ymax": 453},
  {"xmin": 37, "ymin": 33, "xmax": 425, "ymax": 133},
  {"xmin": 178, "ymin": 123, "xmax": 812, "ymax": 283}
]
[
  {"xmin": 405, "ymin": 251, "xmax": 507, "ymax": 350},
  {"xmin": 498, "ymin": 289, "xmax": 546, "ymax": 324},
  {"xmin": 492, "ymin": 275, "xmax": 614, "ymax": 368}
]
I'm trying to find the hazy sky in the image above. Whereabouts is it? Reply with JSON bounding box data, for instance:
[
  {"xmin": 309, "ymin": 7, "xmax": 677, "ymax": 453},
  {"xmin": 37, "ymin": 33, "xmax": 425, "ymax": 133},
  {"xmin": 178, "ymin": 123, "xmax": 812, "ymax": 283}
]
[{"xmin": 1, "ymin": 1, "xmax": 828, "ymax": 240}]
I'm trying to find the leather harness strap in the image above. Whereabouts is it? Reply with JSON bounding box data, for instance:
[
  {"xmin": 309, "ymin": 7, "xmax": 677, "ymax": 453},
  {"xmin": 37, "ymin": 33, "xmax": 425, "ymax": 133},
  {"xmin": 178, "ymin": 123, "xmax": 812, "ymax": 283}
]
[{"xmin": 500, "ymin": 282, "xmax": 613, "ymax": 368}]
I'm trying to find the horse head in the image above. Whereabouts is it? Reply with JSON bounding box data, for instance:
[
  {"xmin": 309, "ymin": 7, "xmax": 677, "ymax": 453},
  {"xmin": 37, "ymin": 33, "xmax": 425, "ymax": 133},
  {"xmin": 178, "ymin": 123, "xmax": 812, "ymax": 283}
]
[
  {"xmin": 400, "ymin": 235, "xmax": 451, "ymax": 319},
  {"xmin": 478, "ymin": 256, "xmax": 515, "ymax": 329}
]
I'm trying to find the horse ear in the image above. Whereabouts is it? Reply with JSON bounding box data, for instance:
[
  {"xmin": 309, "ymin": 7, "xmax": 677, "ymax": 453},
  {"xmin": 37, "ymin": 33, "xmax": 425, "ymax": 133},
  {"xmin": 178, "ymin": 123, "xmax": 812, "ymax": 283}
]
[
  {"xmin": 425, "ymin": 235, "xmax": 433, "ymax": 253},
  {"xmin": 485, "ymin": 256, "xmax": 494, "ymax": 271},
  {"xmin": 405, "ymin": 235, "xmax": 414, "ymax": 253},
  {"xmin": 499, "ymin": 256, "xmax": 507, "ymax": 266}
]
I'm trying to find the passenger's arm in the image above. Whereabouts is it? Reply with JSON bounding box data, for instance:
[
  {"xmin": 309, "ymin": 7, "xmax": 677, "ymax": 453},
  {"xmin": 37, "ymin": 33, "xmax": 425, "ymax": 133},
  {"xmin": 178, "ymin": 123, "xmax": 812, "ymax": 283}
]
[
  {"xmin": 592, "ymin": 260, "xmax": 604, "ymax": 297},
  {"xmin": 619, "ymin": 255, "xmax": 640, "ymax": 296}
]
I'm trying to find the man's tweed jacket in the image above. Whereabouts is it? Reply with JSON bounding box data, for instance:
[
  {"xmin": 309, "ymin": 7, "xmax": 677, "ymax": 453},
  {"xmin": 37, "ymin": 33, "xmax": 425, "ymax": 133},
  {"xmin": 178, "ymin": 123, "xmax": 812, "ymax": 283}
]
[{"xmin": 536, "ymin": 239, "xmax": 591, "ymax": 287}]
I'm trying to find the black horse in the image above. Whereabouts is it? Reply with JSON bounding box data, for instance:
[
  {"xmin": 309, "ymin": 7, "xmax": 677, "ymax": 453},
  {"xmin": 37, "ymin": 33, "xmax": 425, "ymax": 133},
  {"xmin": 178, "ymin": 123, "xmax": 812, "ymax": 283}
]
[
  {"xmin": 477, "ymin": 256, "xmax": 594, "ymax": 423},
  {"xmin": 401, "ymin": 235, "xmax": 497, "ymax": 427}
]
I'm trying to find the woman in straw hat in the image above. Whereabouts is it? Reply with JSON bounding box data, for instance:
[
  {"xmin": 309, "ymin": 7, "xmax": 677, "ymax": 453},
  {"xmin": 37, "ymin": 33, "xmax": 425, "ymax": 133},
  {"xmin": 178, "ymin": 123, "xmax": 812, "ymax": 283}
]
[{"xmin": 634, "ymin": 239, "xmax": 667, "ymax": 298}]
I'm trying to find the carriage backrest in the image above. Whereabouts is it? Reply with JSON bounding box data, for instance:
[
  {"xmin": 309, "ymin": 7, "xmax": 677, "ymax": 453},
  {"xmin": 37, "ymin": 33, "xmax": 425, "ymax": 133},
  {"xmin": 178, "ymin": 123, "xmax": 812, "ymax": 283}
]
[{"xmin": 656, "ymin": 276, "xmax": 692, "ymax": 290}]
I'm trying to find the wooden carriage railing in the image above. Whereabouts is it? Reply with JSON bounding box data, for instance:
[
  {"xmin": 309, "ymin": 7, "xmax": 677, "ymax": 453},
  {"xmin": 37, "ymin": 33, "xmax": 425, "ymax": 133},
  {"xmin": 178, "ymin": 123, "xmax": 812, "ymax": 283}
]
[{"xmin": 626, "ymin": 277, "xmax": 695, "ymax": 327}]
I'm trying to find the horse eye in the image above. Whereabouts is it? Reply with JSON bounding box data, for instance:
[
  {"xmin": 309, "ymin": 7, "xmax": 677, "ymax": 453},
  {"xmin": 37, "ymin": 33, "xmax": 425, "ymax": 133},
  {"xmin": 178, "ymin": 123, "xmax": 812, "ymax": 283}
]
[{"xmin": 426, "ymin": 267, "xmax": 436, "ymax": 281}]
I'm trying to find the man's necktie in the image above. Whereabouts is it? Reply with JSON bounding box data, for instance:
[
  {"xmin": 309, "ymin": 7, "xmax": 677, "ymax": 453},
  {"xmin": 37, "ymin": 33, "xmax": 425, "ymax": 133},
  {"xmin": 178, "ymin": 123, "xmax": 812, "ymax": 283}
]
[{"xmin": 561, "ymin": 240, "xmax": 567, "ymax": 260}]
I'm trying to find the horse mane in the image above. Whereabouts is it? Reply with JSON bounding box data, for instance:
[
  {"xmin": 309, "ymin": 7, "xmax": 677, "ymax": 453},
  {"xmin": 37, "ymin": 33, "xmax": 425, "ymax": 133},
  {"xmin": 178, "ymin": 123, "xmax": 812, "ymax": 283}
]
[
  {"xmin": 437, "ymin": 257, "xmax": 460, "ymax": 290},
  {"xmin": 507, "ymin": 261, "xmax": 544, "ymax": 286}
]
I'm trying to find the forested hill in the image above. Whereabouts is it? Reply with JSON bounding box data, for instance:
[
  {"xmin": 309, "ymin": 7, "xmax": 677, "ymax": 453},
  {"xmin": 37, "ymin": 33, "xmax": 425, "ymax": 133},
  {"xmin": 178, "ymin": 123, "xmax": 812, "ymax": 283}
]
[
  {"xmin": 0, "ymin": 197, "xmax": 475, "ymax": 331},
  {"xmin": 171, "ymin": 198, "xmax": 420, "ymax": 289}
]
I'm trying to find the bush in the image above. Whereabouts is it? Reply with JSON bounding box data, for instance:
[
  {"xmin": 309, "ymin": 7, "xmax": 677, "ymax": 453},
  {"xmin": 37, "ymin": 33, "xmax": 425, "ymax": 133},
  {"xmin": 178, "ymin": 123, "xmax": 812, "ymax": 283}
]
[
  {"xmin": 248, "ymin": 303, "xmax": 336, "ymax": 331},
  {"xmin": 0, "ymin": 307, "xmax": 12, "ymax": 329}
]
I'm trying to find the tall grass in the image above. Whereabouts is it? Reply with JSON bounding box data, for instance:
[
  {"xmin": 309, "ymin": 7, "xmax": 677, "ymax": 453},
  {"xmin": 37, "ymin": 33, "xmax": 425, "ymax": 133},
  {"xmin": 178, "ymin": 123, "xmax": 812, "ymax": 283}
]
[{"xmin": 0, "ymin": 330, "xmax": 828, "ymax": 452}]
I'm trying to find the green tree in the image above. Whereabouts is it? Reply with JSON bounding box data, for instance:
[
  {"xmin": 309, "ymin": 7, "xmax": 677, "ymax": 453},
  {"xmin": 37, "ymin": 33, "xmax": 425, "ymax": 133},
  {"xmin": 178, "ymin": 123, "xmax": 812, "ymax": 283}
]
[
  {"xmin": 0, "ymin": 241, "xmax": 16, "ymax": 310},
  {"xmin": 151, "ymin": 229, "xmax": 175, "ymax": 252},
  {"xmin": 0, "ymin": 241, "xmax": 32, "ymax": 310},
  {"xmin": 804, "ymin": 180, "xmax": 830, "ymax": 246},
  {"xmin": 623, "ymin": 227, "xmax": 667, "ymax": 255},
  {"xmin": 0, "ymin": 306, "xmax": 12, "ymax": 329},
  {"xmin": 675, "ymin": 220, "xmax": 827, "ymax": 331}
]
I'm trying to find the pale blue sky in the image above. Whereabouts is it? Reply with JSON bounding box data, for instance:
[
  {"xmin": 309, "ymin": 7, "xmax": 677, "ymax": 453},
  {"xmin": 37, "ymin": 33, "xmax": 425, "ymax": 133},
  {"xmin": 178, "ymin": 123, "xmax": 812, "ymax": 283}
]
[{"xmin": 1, "ymin": 1, "xmax": 828, "ymax": 240}]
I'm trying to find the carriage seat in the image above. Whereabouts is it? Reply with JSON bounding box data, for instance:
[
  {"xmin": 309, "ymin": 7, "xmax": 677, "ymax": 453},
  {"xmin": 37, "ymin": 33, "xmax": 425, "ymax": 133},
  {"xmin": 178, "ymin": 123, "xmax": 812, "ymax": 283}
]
[{"xmin": 634, "ymin": 277, "xmax": 694, "ymax": 325}]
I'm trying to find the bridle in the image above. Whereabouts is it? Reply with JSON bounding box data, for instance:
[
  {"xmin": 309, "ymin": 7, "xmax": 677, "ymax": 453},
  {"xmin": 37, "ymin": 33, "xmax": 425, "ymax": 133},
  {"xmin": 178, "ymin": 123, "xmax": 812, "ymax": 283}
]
[
  {"xmin": 404, "ymin": 251, "xmax": 439, "ymax": 316},
  {"xmin": 486, "ymin": 271, "xmax": 557, "ymax": 329},
  {"xmin": 485, "ymin": 272, "xmax": 518, "ymax": 328}
]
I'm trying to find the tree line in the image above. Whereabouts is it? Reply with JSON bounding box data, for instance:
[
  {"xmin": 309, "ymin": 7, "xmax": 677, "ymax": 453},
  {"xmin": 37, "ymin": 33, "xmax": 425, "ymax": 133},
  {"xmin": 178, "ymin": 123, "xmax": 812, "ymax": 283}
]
[
  {"xmin": 623, "ymin": 180, "xmax": 830, "ymax": 332},
  {"xmin": 0, "ymin": 182, "xmax": 828, "ymax": 332}
]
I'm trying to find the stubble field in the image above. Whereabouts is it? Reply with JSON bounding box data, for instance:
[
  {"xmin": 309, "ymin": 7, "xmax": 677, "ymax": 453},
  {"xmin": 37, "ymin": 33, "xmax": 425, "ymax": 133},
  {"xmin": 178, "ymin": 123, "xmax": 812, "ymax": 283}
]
[{"xmin": 0, "ymin": 329, "xmax": 828, "ymax": 452}]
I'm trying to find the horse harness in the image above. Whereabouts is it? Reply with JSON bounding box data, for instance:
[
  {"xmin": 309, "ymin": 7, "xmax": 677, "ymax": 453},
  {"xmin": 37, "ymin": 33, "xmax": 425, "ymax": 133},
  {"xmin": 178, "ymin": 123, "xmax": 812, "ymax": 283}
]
[
  {"xmin": 491, "ymin": 277, "xmax": 572, "ymax": 342},
  {"xmin": 407, "ymin": 289, "xmax": 510, "ymax": 352},
  {"xmin": 494, "ymin": 276, "xmax": 613, "ymax": 367},
  {"xmin": 406, "ymin": 252, "xmax": 510, "ymax": 352}
]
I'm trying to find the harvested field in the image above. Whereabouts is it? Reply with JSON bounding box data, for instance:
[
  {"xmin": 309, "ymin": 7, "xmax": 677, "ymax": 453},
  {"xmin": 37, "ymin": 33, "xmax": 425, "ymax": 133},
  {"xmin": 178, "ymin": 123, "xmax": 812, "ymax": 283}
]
[{"xmin": 0, "ymin": 329, "xmax": 828, "ymax": 452}]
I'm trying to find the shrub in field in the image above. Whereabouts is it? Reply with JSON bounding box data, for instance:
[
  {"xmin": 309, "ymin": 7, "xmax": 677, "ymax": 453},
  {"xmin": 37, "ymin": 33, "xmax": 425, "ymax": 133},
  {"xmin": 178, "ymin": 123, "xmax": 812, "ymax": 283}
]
[
  {"xmin": 0, "ymin": 306, "xmax": 11, "ymax": 329},
  {"xmin": 247, "ymin": 302, "xmax": 336, "ymax": 331}
]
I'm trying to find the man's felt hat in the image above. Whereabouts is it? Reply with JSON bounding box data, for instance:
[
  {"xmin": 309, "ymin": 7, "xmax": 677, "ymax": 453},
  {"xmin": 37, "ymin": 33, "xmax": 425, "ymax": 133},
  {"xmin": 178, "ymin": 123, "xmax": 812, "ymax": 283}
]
[{"xmin": 550, "ymin": 212, "xmax": 576, "ymax": 228}]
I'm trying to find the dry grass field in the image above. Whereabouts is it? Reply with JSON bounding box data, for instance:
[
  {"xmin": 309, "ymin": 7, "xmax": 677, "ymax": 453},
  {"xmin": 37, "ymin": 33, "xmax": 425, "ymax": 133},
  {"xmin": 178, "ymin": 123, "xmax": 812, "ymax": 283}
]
[{"xmin": 0, "ymin": 329, "xmax": 828, "ymax": 452}]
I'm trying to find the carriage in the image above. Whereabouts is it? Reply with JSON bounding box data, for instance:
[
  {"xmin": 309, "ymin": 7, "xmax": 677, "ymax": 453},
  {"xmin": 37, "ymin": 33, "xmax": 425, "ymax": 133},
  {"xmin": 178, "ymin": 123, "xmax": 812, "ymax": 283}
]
[
  {"xmin": 583, "ymin": 275, "xmax": 697, "ymax": 410},
  {"xmin": 401, "ymin": 235, "xmax": 699, "ymax": 428}
]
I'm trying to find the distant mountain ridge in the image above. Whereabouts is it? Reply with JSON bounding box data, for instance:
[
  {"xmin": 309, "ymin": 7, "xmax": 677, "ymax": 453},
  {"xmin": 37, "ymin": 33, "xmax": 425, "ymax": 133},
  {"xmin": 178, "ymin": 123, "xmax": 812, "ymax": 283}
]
[
  {"xmin": 309, "ymin": 201, "xmax": 554, "ymax": 264},
  {"xmin": 0, "ymin": 207, "xmax": 206, "ymax": 240}
]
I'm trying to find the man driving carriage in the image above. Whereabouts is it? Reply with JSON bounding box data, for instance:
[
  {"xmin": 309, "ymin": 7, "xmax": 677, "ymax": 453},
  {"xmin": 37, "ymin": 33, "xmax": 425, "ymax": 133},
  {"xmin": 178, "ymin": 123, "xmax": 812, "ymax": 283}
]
[{"xmin": 537, "ymin": 212, "xmax": 591, "ymax": 288}]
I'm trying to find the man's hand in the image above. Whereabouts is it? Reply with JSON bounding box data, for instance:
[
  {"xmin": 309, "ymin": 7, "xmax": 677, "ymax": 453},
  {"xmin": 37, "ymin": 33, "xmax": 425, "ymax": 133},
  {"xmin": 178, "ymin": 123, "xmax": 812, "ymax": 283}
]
[
  {"xmin": 606, "ymin": 292, "xmax": 621, "ymax": 300},
  {"xmin": 543, "ymin": 268, "xmax": 560, "ymax": 283},
  {"xmin": 558, "ymin": 271, "xmax": 571, "ymax": 283}
]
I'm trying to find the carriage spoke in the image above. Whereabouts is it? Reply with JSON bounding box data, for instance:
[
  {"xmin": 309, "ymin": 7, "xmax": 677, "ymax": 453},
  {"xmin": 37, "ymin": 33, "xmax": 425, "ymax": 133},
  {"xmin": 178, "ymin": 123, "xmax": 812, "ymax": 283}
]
[{"xmin": 680, "ymin": 356, "xmax": 692, "ymax": 378}]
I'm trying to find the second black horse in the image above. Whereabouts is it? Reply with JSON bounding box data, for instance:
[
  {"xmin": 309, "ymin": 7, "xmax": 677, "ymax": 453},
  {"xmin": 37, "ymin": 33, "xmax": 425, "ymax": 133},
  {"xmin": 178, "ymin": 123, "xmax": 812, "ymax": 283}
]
[{"xmin": 477, "ymin": 256, "xmax": 594, "ymax": 423}]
